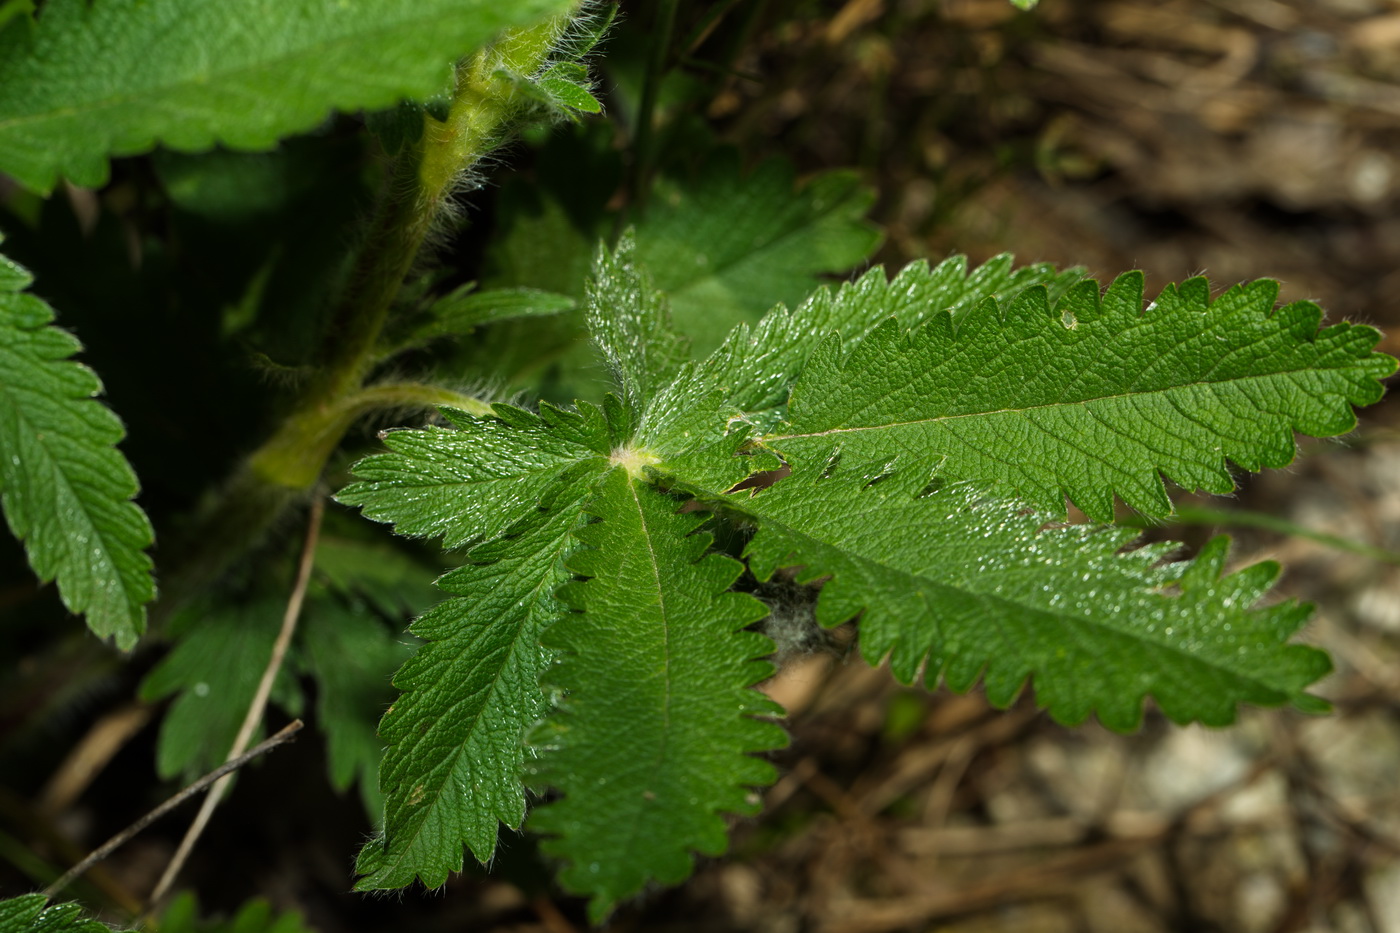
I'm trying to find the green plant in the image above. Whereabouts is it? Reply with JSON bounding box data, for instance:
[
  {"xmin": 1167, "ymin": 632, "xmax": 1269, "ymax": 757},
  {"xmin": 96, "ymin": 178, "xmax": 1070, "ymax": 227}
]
[{"xmin": 0, "ymin": 1, "xmax": 1393, "ymax": 929}]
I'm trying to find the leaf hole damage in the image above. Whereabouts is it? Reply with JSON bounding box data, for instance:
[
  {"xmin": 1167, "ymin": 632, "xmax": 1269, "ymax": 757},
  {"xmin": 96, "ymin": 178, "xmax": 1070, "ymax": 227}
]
[
  {"xmin": 725, "ymin": 463, "xmax": 790, "ymax": 494},
  {"xmin": 915, "ymin": 477, "xmax": 944, "ymax": 499}
]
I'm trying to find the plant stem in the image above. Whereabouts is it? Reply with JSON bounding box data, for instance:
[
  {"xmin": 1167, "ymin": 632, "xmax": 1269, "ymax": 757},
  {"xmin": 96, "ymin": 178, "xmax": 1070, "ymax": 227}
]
[
  {"xmin": 248, "ymin": 383, "xmax": 492, "ymax": 490},
  {"xmin": 145, "ymin": 8, "xmax": 599, "ymax": 644},
  {"xmin": 158, "ymin": 383, "xmax": 489, "ymax": 614},
  {"xmin": 39, "ymin": 703, "xmax": 154, "ymax": 816},
  {"xmin": 155, "ymin": 13, "xmax": 582, "ymax": 615},
  {"xmin": 319, "ymin": 12, "xmax": 577, "ymax": 403},
  {"xmin": 315, "ymin": 157, "xmax": 438, "ymax": 404},
  {"xmin": 146, "ymin": 496, "xmax": 324, "ymax": 910}
]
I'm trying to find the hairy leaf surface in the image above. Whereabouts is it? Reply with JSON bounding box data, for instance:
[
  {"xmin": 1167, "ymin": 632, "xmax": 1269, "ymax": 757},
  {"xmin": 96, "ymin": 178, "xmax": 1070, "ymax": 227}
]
[
  {"xmin": 337, "ymin": 403, "xmax": 610, "ymax": 550},
  {"xmin": 529, "ymin": 469, "xmax": 786, "ymax": 922},
  {"xmin": 0, "ymin": 245, "xmax": 154, "ymax": 648},
  {"xmin": 585, "ymin": 235, "xmax": 687, "ymax": 417},
  {"xmin": 476, "ymin": 146, "xmax": 879, "ymax": 395},
  {"xmin": 354, "ymin": 465, "xmax": 604, "ymax": 889},
  {"xmin": 0, "ymin": 893, "xmax": 309, "ymax": 933},
  {"xmin": 733, "ymin": 460, "xmax": 1330, "ymax": 730},
  {"xmin": 0, "ymin": 0, "xmax": 574, "ymax": 194},
  {"xmin": 642, "ymin": 254, "xmax": 1083, "ymax": 463},
  {"xmin": 767, "ymin": 274, "xmax": 1394, "ymax": 520},
  {"xmin": 723, "ymin": 253, "xmax": 1077, "ymax": 411}
]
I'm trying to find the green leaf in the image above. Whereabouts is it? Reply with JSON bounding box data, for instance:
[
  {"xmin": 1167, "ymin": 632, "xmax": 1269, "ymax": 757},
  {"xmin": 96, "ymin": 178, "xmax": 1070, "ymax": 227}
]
[
  {"xmin": 0, "ymin": 0, "xmax": 576, "ymax": 194},
  {"xmin": 483, "ymin": 126, "xmax": 615, "ymax": 299},
  {"xmin": 302, "ymin": 599, "xmax": 415, "ymax": 820},
  {"xmin": 635, "ymin": 152, "xmax": 881, "ymax": 357},
  {"xmin": 0, "ymin": 243, "xmax": 154, "ymax": 648},
  {"xmin": 156, "ymin": 892, "xmax": 316, "ymax": 933},
  {"xmin": 529, "ymin": 469, "xmax": 786, "ymax": 923},
  {"xmin": 734, "ymin": 459, "xmax": 1331, "ymax": 731},
  {"xmin": 764, "ymin": 273, "xmax": 1396, "ymax": 520},
  {"xmin": 139, "ymin": 598, "xmax": 303, "ymax": 781},
  {"xmin": 337, "ymin": 402, "xmax": 611, "ymax": 550},
  {"xmin": 153, "ymin": 143, "xmax": 367, "ymax": 225},
  {"xmin": 354, "ymin": 463, "xmax": 604, "ymax": 889},
  {"xmin": 535, "ymin": 61, "xmax": 603, "ymax": 113},
  {"xmin": 411, "ymin": 284, "xmax": 575, "ymax": 341},
  {"xmin": 476, "ymin": 145, "xmax": 880, "ymax": 396},
  {"xmin": 0, "ymin": 1, "xmax": 35, "ymax": 33},
  {"xmin": 585, "ymin": 233, "xmax": 688, "ymax": 418},
  {"xmin": 0, "ymin": 890, "xmax": 312, "ymax": 932},
  {"xmin": 365, "ymin": 99, "xmax": 434, "ymax": 158},
  {"xmin": 147, "ymin": 134, "xmax": 376, "ymax": 363},
  {"xmin": 313, "ymin": 534, "xmax": 441, "ymax": 618},
  {"xmin": 641, "ymin": 254, "xmax": 1084, "ymax": 459},
  {"xmin": 0, "ymin": 895, "xmax": 131, "ymax": 932},
  {"xmin": 0, "ymin": 894, "xmax": 43, "ymax": 928}
]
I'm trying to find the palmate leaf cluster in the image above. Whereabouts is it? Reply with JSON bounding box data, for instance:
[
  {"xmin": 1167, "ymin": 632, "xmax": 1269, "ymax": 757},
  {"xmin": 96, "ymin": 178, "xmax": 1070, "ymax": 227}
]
[
  {"xmin": 339, "ymin": 238, "xmax": 1393, "ymax": 919},
  {"xmin": 0, "ymin": 0, "xmax": 1395, "ymax": 927}
]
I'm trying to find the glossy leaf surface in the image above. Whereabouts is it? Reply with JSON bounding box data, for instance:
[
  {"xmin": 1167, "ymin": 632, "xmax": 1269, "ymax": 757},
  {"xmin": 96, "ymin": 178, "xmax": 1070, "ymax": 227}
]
[
  {"xmin": 584, "ymin": 235, "xmax": 688, "ymax": 418},
  {"xmin": 0, "ymin": 895, "xmax": 127, "ymax": 932},
  {"xmin": 642, "ymin": 253, "xmax": 1084, "ymax": 461},
  {"xmin": 0, "ymin": 244, "xmax": 154, "ymax": 648},
  {"xmin": 768, "ymin": 274, "xmax": 1395, "ymax": 520},
  {"xmin": 337, "ymin": 403, "xmax": 610, "ymax": 550},
  {"xmin": 354, "ymin": 465, "xmax": 604, "ymax": 889},
  {"xmin": 734, "ymin": 460, "xmax": 1330, "ymax": 731},
  {"xmin": 530, "ymin": 469, "xmax": 786, "ymax": 922}
]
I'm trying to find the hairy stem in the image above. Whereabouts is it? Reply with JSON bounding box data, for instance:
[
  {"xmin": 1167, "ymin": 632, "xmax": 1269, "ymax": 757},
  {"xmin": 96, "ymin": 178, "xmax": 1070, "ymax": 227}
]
[
  {"xmin": 249, "ymin": 383, "xmax": 492, "ymax": 490},
  {"xmin": 154, "ymin": 12, "xmax": 582, "ymax": 613},
  {"xmin": 159, "ymin": 383, "xmax": 489, "ymax": 613},
  {"xmin": 320, "ymin": 11, "xmax": 577, "ymax": 402},
  {"xmin": 315, "ymin": 157, "xmax": 437, "ymax": 403}
]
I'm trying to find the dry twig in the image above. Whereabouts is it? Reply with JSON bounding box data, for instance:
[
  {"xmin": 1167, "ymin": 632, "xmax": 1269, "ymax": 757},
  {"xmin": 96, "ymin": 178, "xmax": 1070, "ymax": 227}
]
[
  {"xmin": 41, "ymin": 719, "xmax": 304, "ymax": 900},
  {"xmin": 145, "ymin": 494, "xmax": 325, "ymax": 909}
]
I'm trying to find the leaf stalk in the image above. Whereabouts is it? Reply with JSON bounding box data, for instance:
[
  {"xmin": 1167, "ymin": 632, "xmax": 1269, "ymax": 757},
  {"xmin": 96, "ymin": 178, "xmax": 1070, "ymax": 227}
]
[{"xmin": 157, "ymin": 10, "xmax": 582, "ymax": 611}]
